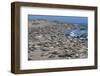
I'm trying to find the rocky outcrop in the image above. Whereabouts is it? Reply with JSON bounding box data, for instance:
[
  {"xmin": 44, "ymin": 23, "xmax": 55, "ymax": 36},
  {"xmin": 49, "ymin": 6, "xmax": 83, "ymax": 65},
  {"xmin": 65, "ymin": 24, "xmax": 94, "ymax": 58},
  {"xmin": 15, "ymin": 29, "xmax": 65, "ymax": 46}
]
[{"xmin": 28, "ymin": 20, "xmax": 88, "ymax": 60}]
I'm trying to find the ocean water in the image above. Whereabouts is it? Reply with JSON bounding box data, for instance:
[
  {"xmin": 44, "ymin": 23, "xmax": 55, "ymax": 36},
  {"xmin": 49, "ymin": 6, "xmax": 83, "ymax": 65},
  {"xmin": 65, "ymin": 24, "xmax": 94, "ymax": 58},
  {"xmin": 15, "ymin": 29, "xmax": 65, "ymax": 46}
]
[
  {"xmin": 28, "ymin": 15, "xmax": 88, "ymax": 26},
  {"xmin": 64, "ymin": 28, "xmax": 88, "ymax": 39}
]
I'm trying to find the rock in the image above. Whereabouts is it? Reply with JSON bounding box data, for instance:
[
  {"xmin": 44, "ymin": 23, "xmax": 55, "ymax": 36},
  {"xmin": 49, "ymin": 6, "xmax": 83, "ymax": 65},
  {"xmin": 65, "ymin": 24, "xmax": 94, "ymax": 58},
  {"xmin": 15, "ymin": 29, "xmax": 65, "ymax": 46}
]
[
  {"xmin": 58, "ymin": 53, "xmax": 72, "ymax": 58},
  {"xmin": 48, "ymin": 54, "xmax": 55, "ymax": 58},
  {"xmin": 51, "ymin": 51, "xmax": 58, "ymax": 55},
  {"xmin": 41, "ymin": 47, "xmax": 49, "ymax": 51},
  {"xmin": 75, "ymin": 53, "xmax": 80, "ymax": 58}
]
